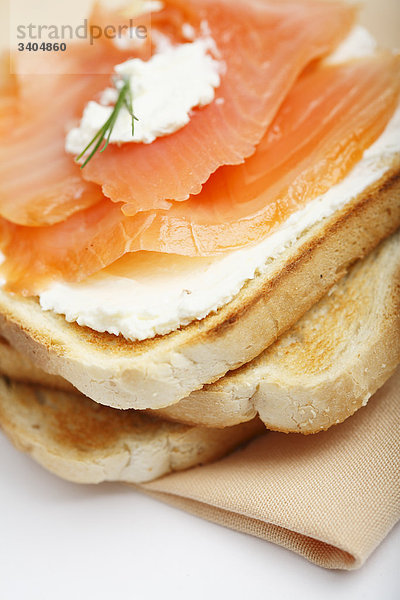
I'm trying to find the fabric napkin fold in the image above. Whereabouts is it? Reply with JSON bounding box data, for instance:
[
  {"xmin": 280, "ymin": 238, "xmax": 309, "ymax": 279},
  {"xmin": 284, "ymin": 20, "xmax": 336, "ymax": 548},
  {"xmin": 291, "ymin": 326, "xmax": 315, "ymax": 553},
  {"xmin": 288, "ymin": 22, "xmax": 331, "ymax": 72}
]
[{"xmin": 141, "ymin": 368, "xmax": 400, "ymax": 570}]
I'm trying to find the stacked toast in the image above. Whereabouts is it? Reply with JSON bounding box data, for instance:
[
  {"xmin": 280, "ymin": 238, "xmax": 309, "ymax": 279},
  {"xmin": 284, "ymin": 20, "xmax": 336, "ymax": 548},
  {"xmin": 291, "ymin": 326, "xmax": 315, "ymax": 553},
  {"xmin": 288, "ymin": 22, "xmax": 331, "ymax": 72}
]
[
  {"xmin": 1, "ymin": 222, "xmax": 399, "ymax": 483},
  {"xmin": 0, "ymin": 0, "xmax": 399, "ymax": 484}
]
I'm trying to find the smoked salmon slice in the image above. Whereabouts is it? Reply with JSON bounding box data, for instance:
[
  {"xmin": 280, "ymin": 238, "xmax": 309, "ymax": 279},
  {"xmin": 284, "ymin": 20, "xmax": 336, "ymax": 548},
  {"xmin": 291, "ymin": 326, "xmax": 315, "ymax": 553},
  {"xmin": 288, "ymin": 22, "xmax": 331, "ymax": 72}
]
[
  {"xmin": 0, "ymin": 21, "xmax": 148, "ymax": 227},
  {"xmin": 2, "ymin": 54, "xmax": 399, "ymax": 294},
  {"xmin": 0, "ymin": 0, "xmax": 354, "ymax": 227},
  {"xmin": 0, "ymin": 81, "xmax": 103, "ymax": 227},
  {"xmin": 0, "ymin": 78, "xmax": 17, "ymax": 136},
  {"xmin": 0, "ymin": 56, "xmax": 18, "ymax": 135},
  {"xmin": 82, "ymin": 0, "xmax": 357, "ymax": 215}
]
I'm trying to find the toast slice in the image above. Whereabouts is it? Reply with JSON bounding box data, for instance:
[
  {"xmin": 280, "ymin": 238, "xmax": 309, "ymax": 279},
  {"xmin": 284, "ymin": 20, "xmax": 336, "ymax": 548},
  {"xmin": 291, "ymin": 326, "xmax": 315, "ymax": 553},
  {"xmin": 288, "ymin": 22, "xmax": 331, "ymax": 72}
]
[
  {"xmin": 0, "ymin": 377, "xmax": 263, "ymax": 484},
  {"xmin": 1, "ymin": 229, "xmax": 399, "ymax": 434},
  {"xmin": 0, "ymin": 159, "xmax": 399, "ymax": 411},
  {"xmin": 0, "ymin": 337, "xmax": 74, "ymax": 393},
  {"xmin": 155, "ymin": 229, "xmax": 400, "ymax": 432}
]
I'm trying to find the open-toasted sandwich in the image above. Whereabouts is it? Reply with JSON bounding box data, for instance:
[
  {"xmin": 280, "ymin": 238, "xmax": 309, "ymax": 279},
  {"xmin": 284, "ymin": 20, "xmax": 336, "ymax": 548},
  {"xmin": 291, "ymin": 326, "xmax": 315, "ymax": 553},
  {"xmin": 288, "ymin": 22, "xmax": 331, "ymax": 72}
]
[
  {"xmin": 0, "ymin": 0, "xmax": 399, "ymax": 447},
  {"xmin": 0, "ymin": 229, "xmax": 399, "ymax": 482}
]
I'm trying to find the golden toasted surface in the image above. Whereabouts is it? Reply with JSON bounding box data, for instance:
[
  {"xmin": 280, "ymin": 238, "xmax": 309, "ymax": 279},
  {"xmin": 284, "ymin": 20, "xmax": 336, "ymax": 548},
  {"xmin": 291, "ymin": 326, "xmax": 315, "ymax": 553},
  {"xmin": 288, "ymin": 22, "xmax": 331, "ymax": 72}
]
[
  {"xmin": 0, "ymin": 377, "xmax": 263, "ymax": 483},
  {"xmin": 258, "ymin": 237, "xmax": 400, "ymax": 376},
  {"xmin": 156, "ymin": 228, "xmax": 400, "ymax": 432}
]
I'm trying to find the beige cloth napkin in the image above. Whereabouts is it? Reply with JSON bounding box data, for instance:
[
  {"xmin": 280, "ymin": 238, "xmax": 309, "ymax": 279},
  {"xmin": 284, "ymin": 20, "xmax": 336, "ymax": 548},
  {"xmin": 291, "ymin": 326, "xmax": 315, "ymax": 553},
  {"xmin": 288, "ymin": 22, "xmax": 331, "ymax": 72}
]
[{"xmin": 140, "ymin": 368, "xmax": 400, "ymax": 570}]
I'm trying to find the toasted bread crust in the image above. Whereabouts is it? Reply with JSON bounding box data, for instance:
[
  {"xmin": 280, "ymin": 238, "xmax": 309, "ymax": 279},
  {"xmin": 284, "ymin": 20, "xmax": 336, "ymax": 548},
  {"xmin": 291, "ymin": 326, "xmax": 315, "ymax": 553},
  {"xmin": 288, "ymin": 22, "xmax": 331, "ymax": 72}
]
[
  {"xmin": 1, "ymin": 230, "xmax": 399, "ymax": 434},
  {"xmin": 0, "ymin": 377, "xmax": 263, "ymax": 484},
  {"xmin": 0, "ymin": 162, "xmax": 399, "ymax": 410},
  {"xmin": 0, "ymin": 337, "xmax": 74, "ymax": 392},
  {"xmin": 154, "ymin": 230, "xmax": 400, "ymax": 432}
]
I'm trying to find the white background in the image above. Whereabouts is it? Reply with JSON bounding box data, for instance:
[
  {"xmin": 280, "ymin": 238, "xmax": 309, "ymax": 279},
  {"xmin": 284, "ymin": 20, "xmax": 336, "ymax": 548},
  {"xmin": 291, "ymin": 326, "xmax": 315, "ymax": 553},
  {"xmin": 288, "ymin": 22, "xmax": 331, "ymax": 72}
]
[
  {"xmin": 1, "ymin": 434, "xmax": 399, "ymax": 600},
  {"xmin": 1, "ymin": 1, "xmax": 399, "ymax": 598}
]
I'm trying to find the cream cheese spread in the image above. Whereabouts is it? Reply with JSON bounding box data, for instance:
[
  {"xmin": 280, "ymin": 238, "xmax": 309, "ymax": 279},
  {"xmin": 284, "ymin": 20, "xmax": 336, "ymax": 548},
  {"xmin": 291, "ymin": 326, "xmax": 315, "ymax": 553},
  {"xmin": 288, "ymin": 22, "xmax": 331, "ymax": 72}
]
[
  {"xmin": 39, "ymin": 28, "xmax": 400, "ymax": 341},
  {"xmin": 65, "ymin": 38, "xmax": 221, "ymax": 151},
  {"xmin": 41, "ymin": 102, "xmax": 400, "ymax": 341}
]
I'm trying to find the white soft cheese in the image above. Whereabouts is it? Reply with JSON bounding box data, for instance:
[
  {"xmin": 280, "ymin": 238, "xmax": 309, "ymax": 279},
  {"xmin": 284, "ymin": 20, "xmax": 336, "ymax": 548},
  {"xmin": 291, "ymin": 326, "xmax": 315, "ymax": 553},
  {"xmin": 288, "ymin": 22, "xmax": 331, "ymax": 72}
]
[
  {"xmin": 39, "ymin": 27, "xmax": 400, "ymax": 341},
  {"xmin": 141, "ymin": 1, "xmax": 164, "ymax": 14},
  {"xmin": 112, "ymin": 1, "xmax": 165, "ymax": 50},
  {"xmin": 41, "ymin": 103, "xmax": 400, "ymax": 341},
  {"xmin": 325, "ymin": 25, "xmax": 377, "ymax": 63},
  {"xmin": 66, "ymin": 38, "xmax": 221, "ymax": 151},
  {"xmin": 182, "ymin": 23, "xmax": 196, "ymax": 41}
]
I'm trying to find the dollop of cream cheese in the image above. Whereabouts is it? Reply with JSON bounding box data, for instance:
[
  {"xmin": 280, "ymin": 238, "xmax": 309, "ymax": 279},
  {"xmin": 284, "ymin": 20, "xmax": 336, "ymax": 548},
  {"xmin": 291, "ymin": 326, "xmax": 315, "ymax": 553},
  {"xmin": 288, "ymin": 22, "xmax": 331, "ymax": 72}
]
[
  {"xmin": 140, "ymin": 1, "xmax": 164, "ymax": 14},
  {"xmin": 112, "ymin": 1, "xmax": 165, "ymax": 50},
  {"xmin": 325, "ymin": 25, "xmax": 377, "ymax": 63},
  {"xmin": 65, "ymin": 38, "xmax": 221, "ymax": 151},
  {"xmin": 39, "ymin": 27, "xmax": 400, "ymax": 341}
]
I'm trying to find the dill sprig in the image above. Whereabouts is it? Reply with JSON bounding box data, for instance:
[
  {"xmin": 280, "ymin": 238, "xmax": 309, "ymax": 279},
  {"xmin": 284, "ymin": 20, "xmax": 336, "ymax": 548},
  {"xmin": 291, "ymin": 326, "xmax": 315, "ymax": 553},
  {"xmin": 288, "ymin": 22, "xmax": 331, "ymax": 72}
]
[{"xmin": 76, "ymin": 76, "xmax": 138, "ymax": 169}]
